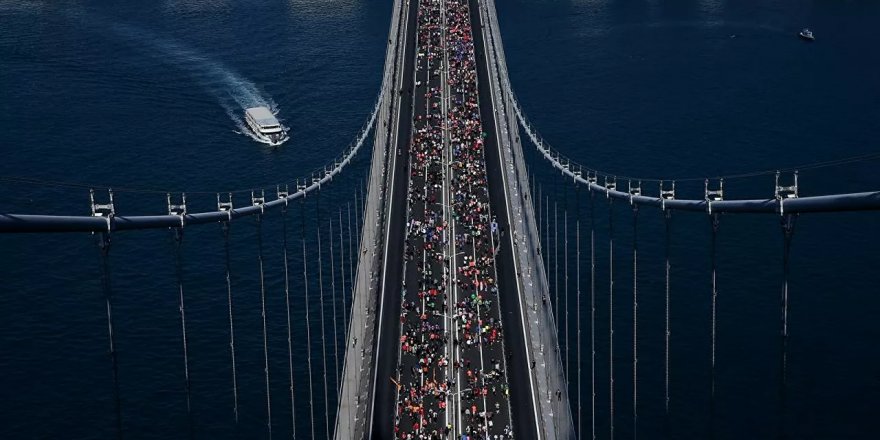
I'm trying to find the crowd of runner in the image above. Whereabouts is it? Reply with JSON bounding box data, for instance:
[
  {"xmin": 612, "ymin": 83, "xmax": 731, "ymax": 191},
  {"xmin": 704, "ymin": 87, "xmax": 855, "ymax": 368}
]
[
  {"xmin": 394, "ymin": 0, "xmax": 452, "ymax": 437},
  {"xmin": 445, "ymin": 0, "xmax": 512, "ymax": 438},
  {"xmin": 394, "ymin": 0, "xmax": 512, "ymax": 438}
]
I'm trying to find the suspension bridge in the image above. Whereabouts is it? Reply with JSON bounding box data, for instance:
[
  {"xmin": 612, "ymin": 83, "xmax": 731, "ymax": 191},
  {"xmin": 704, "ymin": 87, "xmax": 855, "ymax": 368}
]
[{"xmin": 2, "ymin": 0, "xmax": 879, "ymax": 439}]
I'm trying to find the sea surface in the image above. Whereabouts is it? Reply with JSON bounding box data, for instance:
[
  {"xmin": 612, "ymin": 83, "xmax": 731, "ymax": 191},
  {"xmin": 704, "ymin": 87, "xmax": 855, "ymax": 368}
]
[{"xmin": 1, "ymin": 0, "xmax": 878, "ymax": 439}]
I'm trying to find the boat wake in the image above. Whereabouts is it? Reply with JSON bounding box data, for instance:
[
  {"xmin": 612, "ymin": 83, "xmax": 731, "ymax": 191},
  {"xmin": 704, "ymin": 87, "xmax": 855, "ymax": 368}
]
[{"xmin": 107, "ymin": 21, "xmax": 284, "ymax": 144}]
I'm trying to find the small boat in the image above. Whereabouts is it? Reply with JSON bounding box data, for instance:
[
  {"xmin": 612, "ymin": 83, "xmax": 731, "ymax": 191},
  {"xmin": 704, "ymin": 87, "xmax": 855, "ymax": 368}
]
[
  {"xmin": 244, "ymin": 106, "xmax": 289, "ymax": 146},
  {"xmin": 798, "ymin": 28, "xmax": 815, "ymax": 41}
]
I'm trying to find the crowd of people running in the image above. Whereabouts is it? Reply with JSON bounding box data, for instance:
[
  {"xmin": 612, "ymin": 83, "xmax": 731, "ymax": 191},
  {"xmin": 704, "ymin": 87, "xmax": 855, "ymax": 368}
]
[{"xmin": 393, "ymin": 0, "xmax": 513, "ymax": 438}]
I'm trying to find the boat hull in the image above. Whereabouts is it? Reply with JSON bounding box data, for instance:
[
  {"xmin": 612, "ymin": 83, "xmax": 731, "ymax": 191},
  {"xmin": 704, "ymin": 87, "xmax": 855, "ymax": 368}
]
[{"xmin": 245, "ymin": 116, "xmax": 288, "ymax": 146}]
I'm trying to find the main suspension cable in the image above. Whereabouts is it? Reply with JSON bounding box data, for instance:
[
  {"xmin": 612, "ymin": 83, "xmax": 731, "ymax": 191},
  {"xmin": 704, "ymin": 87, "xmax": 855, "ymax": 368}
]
[
  {"xmin": 511, "ymin": 95, "xmax": 880, "ymax": 184},
  {"xmin": 222, "ymin": 222, "xmax": 239, "ymax": 423},
  {"xmin": 281, "ymin": 202, "xmax": 297, "ymax": 439}
]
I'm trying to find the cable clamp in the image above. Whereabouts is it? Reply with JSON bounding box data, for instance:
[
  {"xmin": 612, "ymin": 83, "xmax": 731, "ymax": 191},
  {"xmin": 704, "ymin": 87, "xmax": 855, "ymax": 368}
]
[
  {"xmin": 628, "ymin": 180, "xmax": 642, "ymax": 205},
  {"xmin": 217, "ymin": 192, "xmax": 233, "ymax": 221},
  {"xmin": 167, "ymin": 192, "xmax": 187, "ymax": 228},
  {"xmin": 586, "ymin": 170, "xmax": 598, "ymax": 186},
  {"xmin": 90, "ymin": 188, "xmax": 115, "ymax": 232},
  {"xmin": 660, "ymin": 180, "xmax": 676, "ymax": 210},
  {"xmin": 704, "ymin": 178, "xmax": 724, "ymax": 215},
  {"xmin": 604, "ymin": 175, "xmax": 617, "ymax": 198},
  {"xmin": 775, "ymin": 171, "xmax": 799, "ymax": 215},
  {"xmin": 277, "ymin": 184, "xmax": 290, "ymax": 207},
  {"xmin": 251, "ymin": 190, "xmax": 266, "ymax": 214}
]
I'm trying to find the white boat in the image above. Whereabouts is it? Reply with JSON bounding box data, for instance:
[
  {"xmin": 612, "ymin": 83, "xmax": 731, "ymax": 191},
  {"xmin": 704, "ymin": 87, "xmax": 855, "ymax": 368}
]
[
  {"xmin": 244, "ymin": 106, "xmax": 288, "ymax": 145},
  {"xmin": 798, "ymin": 28, "xmax": 815, "ymax": 41}
]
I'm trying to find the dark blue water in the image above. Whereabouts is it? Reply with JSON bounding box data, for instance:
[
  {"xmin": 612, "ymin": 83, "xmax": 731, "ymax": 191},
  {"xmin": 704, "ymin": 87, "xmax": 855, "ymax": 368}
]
[{"xmin": 1, "ymin": 0, "xmax": 878, "ymax": 438}]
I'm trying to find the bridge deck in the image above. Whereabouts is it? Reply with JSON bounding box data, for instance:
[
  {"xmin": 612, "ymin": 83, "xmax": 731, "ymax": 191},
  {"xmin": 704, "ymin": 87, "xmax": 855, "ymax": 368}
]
[{"xmin": 368, "ymin": 0, "xmax": 535, "ymax": 438}]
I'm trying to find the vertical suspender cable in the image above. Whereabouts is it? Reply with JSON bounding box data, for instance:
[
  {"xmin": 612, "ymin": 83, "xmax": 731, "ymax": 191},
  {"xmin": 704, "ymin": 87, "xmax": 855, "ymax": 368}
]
[
  {"xmin": 172, "ymin": 228, "xmax": 193, "ymax": 432},
  {"xmin": 609, "ymin": 197, "xmax": 615, "ymax": 440},
  {"xmin": 98, "ymin": 232, "xmax": 123, "ymax": 440},
  {"xmin": 538, "ymin": 184, "xmax": 543, "ymax": 268},
  {"xmin": 329, "ymin": 217, "xmax": 340, "ymax": 393},
  {"xmin": 565, "ymin": 208, "xmax": 570, "ymax": 385},
  {"xmin": 257, "ymin": 214, "xmax": 273, "ymax": 439},
  {"xmin": 664, "ymin": 210, "xmax": 672, "ymax": 436},
  {"xmin": 576, "ymin": 183, "xmax": 582, "ymax": 440},
  {"xmin": 222, "ymin": 222, "xmax": 239, "ymax": 423},
  {"xmin": 353, "ymin": 191, "xmax": 361, "ymax": 257},
  {"xmin": 779, "ymin": 214, "xmax": 796, "ymax": 440},
  {"xmin": 540, "ymin": 185, "xmax": 545, "ymax": 270},
  {"xmin": 554, "ymin": 201, "xmax": 559, "ymax": 334},
  {"xmin": 281, "ymin": 203, "xmax": 297, "ymax": 439},
  {"xmin": 564, "ymin": 180, "xmax": 570, "ymax": 386},
  {"xmin": 359, "ymin": 180, "xmax": 366, "ymax": 247},
  {"xmin": 545, "ymin": 195, "xmax": 550, "ymax": 293},
  {"xmin": 316, "ymin": 194, "xmax": 330, "ymax": 437},
  {"xmin": 532, "ymin": 176, "xmax": 537, "ymax": 223},
  {"xmin": 709, "ymin": 213, "xmax": 720, "ymax": 435},
  {"xmin": 632, "ymin": 205, "xmax": 639, "ymax": 440},
  {"xmin": 300, "ymin": 199, "xmax": 316, "ymax": 440},
  {"xmin": 342, "ymin": 206, "xmax": 354, "ymax": 433},
  {"xmin": 339, "ymin": 209, "xmax": 348, "ymax": 358},
  {"xmin": 590, "ymin": 190, "xmax": 596, "ymax": 440},
  {"xmin": 347, "ymin": 202, "xmax": 354, "ymax": 306}
]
